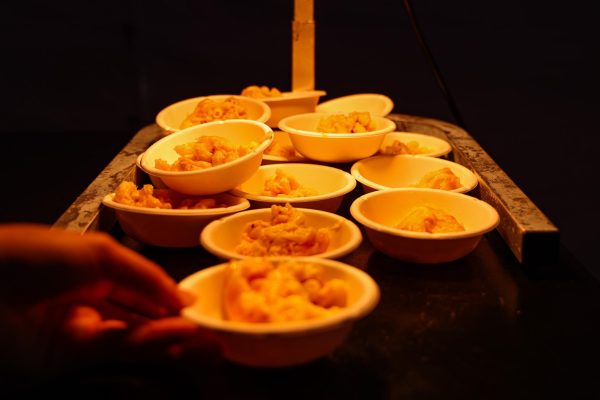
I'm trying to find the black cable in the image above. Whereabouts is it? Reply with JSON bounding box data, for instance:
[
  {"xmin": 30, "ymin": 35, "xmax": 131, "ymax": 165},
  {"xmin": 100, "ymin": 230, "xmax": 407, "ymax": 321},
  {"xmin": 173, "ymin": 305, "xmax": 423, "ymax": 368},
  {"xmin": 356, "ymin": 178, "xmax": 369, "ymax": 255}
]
[{"xmin": 402, "ymin": 0, "xmax": 467, "ymax": 129}]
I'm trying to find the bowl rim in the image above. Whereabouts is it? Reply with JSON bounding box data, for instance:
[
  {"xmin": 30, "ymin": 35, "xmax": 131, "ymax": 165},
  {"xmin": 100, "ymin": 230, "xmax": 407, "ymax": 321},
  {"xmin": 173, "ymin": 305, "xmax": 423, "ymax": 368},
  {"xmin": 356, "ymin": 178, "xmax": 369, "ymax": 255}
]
[
  {"xmin": 380, "ymin": 131, "xmax": 452, "ymax": 158},
  {"xmin": 141, "ymin": 119, "xmax": 274, "ymax": 176},
  {"xmin": 261, "ymin": 152, "xmax": 307, "ymax": 163},
  {"xmin": 278, "ymin": 112, "xmax": 396, "ymax": 138},
  {"xmin": 252, "ymin": 90, "xmax": 327, "ymax": 103},
  {"xmin": 261, "ymin": 130, "xmax": 308, "ymax": 163},
  {"xmin": 350, "ymin": 188, "xmax": 499, "ymax": 240},
  {"xmin": 350, "ymin": 154, "xmax": 479, "ymax": 193},
  {"xmin": 101, "ymin": 192, "xmax": 251, "ymax": 216},
  {"xmin": 229, "ymin": 163, "xmax": 357, "ymax": 202},
  {"xmin": 316, "ymin": 93, "xmax": 394, "ymax": 116},
  {"xmin": 179, "ymin": 257, "xmax": 380, "ymax": 335},
  {"xmin": 199, "ymin": 206, "xmax": 363, "ymax": 260},
  {"xmin": 155, "ymin": 94, "xmax": 272, "ymax": 131}
]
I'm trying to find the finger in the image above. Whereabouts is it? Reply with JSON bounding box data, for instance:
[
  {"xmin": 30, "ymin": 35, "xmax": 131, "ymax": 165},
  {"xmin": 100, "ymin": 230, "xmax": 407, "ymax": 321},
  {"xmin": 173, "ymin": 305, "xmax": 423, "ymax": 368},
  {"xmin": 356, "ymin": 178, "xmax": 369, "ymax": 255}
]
[
  {"xmin": 106, "ymin": 286, "xmax": 196, "ymax": 321},
  {"xmin": 108, "ymin": 286, "xmax": 172, "ymax": 319},
  {"xmin": 0, "ymin": 225, "xmax": 108, "ymax": 304},
  {"xmin": 56, "ymin": 305, "xmax": 132, "ymax": 367},
  {"xmin": 63, "ymin": 305, "xmax": 127, "ymax": 343},
  {"xmin": 177, "ymin": 289, "xmax": 197, "ymax": 307},
  {"xmin": 87, "ymin": 233, "xmax": 186, "ymax": 313},
  {"xmin": 126, "ymin": 317, "xmax": 201, "ymax": 346},
  {"xmin": 0, "ymin": 226, "xmax": 179, "ymax": 308},
  {"xmin": 127, "ymin": 318, "xmax": 223, "ymax": 364},
  {"xmin": 0, "ymin": 226, "xmax": 187, "ymax": 313}
]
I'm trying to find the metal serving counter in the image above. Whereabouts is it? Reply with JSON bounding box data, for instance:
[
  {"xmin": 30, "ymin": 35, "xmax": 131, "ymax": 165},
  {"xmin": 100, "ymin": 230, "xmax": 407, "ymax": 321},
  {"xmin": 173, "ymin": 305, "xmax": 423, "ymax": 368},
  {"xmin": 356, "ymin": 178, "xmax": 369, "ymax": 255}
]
[{"xmin": 49, "ymin": 116, "xmax": 600, "ymax": 399}]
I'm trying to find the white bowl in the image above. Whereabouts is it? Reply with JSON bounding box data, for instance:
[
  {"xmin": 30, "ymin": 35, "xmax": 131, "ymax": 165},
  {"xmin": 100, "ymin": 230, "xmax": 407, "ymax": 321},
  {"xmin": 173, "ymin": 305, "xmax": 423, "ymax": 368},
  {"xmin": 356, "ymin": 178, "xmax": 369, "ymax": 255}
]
[
  {"xmin": 140, "ymin": 120, "xmax": 273, "ymax": 196},
  {"xmin": 351, "ymin": 155, "xmax": 478, "ymax": 193},
  {"xmin": 200, "ymin": 207, "xmax": 362, "ymax": 260},
  {"xmin": 136, "ymin": 153, "xmax": 166, "ymax": 188},
  {"xmin": 156, "ymin": 95, "xmax": 271, "ymax": 134},
  {"xmin": 261, "ymin": 130, "xmax": 307, "ymax": 164},
  {"xmin": 278, "ymin": 112, "xmax": 396, "ymax": 163},
  {"xmin": 102, "ymin": 192, "xmax": 250, "ymax": 248},
  {"xmin": 249, "ymin": 90, "xmax": 326, "ymax": 128},
  {"xmin": 179, "ymin": 257, "xmax": 380, "ymax": 367},
  {"xmin": 379, "ymin": 131, "xmax": 452, "ymax": 158},
  {"xmin": 230, "ymin": 163, "xmax": 356, "ymax": 213},
  {"xmin": 316, "ymin": 93, "xmax": 394, "ymax": 117},
  {"xmin": 350, "ymin": 188, "xmax": 499, "ymax": 264}
]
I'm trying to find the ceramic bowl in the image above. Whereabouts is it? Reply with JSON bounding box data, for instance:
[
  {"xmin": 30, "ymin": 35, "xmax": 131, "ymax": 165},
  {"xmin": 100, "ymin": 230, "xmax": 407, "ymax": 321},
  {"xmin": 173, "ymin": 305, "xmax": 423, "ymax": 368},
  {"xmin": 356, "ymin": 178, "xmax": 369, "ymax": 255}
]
[
  {"xmin": 101, "ymin": 192, "xmax": 249, "ymax": 247},
  {"xmin": 316, "ymin": 93, "xmax": 394, "ymax": 116},
  {"xmin": 136, "ymin": 153, "xmax": 166, "ymax": 188},
  {"xmin": 261, "ymin": 130, "xmax": 307, "ymax": 164},
  {"xmin": 230, "ymin": 163, "xmax": 356, "ymax": 213},
  {"xmin": 379, "ymin": 131, "xmax": 452, "ymax": 158},
  {"xmin": 278, "ymin": 112, "xmax": 396, "ymax": 163},
  {"xmin": 350, "ymin": 188, "xmax": 499, "ymax": 263},
  {"xmin": 179, "ymin": 257, "xmax": 380, "ymax": 367},
  {"xmin": 247, "ymin": 90, "xmax": 326, "ymax": 128},
  {"xmin": 200, "ymin": 207, "xmax": 362, "ymax": 260},
  {"xmin": 140, "ymin": 120, "xmax": 273, "ymax": 196},
  {"xmin": 156, "ymin": 94, "xmax": 271, "ymax": 134},
  {"xmin": 351, "ymin": 155, "xmax": 478, "ymax": 193}
]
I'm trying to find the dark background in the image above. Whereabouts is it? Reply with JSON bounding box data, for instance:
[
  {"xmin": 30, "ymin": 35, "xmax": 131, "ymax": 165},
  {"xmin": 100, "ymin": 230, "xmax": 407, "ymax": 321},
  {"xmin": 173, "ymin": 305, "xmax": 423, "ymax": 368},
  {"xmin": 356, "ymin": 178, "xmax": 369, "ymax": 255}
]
[{"xmin": 1, "ymin": 1, "xmax": 598, "ymax": 277}]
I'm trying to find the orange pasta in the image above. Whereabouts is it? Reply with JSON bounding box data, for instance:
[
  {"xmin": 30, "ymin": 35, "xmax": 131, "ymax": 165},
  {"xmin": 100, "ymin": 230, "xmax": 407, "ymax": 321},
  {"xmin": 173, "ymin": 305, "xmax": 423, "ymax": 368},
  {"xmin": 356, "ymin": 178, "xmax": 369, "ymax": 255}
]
[
  {"xmin": 241, "ymin": 85, "xmax": 282, "ymax": 98},
  {"xmin": 261, "ymin": 169, "xmax": 318, "ymax": 197},
  {"xmin": 180, "ymin": 97, "xmax": 248, "ymax": 129},
  {"xmin": 317, "ymin": 112, "xmax": 376, "ymax": 133},
  {"xmin": 413, "ymin": 168, "xmax": 462, "ymax": 190},
  {"xmin": 155, "ymin": 136, "xmax": 252, "ymax": 172},
  {"xmin": 396, "ymin": 205, "xmax": 465, "ymax": 233},
  {"xmin": 223, "ymin": 258, "xmax": 348, "ymax": 323},
  {"xmin": 235, "ymin": 204, "xmax": 336, "ymax": 257},
  {"xmin": 113, "ymin": 181, "xmax": 227, "ymax": 209}
]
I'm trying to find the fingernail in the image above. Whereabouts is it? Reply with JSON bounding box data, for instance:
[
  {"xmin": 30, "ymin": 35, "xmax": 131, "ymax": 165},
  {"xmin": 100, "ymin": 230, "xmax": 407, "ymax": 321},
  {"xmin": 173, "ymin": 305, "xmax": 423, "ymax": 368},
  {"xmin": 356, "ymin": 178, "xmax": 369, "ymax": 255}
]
[{"xmin": 177, "ymin": 289, "xmax": 196, "ymax": 307}]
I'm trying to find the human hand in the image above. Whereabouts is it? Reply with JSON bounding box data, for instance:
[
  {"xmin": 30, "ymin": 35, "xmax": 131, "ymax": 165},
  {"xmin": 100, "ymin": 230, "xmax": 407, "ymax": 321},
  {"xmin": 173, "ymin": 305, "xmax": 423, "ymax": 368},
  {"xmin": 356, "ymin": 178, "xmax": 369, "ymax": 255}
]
[{"xmin": 0, "ymin": 224, "xmax": 221, "ymax": 380}]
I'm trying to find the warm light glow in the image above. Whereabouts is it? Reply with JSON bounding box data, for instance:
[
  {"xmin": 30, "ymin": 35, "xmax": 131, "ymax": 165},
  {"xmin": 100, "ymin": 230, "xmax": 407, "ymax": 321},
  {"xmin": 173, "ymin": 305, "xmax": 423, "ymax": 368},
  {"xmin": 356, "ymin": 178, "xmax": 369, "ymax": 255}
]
[
  {"xmin": 294, "ymin": 0, "xmax": 314, "ymax": 22},
  {"xmin": 292, "ymin": 0, "xmax": 315, "ymax": 91}
]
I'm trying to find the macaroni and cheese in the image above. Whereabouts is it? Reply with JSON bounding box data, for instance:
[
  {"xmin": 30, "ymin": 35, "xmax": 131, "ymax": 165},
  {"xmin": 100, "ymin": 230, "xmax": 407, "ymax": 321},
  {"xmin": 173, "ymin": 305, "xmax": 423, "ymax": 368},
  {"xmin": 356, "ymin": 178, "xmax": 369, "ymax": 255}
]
[
  {"xmin": 235, "ymin": 203, "xmax": 337, "ymax": 257},
  {"xmin": 113, "ymin": 181, "xmax": 227, "ymax": 209},
  {"xmin": 380, "ymin": 140, "xmax": 432, "ymax": 155},
  {"xmin": 180, "ymin": 97, "xmax": 248, "ymax": 129},
  {"xmin": 396, "ymin": 205, "xmax": 465, "ymax": 233},
  {"xmin": 413, "ymin": 167, "xmax": 462, "ymax": 191},
  {"xmin": 261, "ymin": 169, "xmax": 318, "ymax": 197},
  {"xmin": 264, "ymin": 141, "xmax": 298, "ymax": 159},
  {"xmin": 223, "ymin": 258, "xmax": 348, "ymax": 323},
  {"xmin": 317, "ymin": 112, "xmax": 377, "ymax": 133},
  {"xmin": 155, "ymin": 136, "xmax": 252, "ymax": 172},
  {"xmin": 241, "ymin": 85, "xmax": 282, "ymax": 99}
]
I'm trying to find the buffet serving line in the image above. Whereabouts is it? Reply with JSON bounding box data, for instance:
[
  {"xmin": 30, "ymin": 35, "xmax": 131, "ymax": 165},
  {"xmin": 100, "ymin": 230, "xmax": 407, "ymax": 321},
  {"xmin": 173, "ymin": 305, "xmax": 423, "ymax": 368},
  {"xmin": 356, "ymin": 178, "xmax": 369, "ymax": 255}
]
[
  {"xmin": 55, "ymin": 111, "xmax": 557, "ymax": 265},
  {"xmin": 49, "ymin": 2, "xmax": 600, "ymax": 396},
  {"xmin": 50, "ymin": 110, "xmax": 600, "ymax": 397}
]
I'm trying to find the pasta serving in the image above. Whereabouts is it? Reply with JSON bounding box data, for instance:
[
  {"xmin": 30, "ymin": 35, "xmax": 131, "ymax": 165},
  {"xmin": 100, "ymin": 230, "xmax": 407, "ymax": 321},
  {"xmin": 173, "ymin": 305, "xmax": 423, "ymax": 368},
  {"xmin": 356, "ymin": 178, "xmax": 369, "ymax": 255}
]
[
  {"xmin": 235, "ymin": 203, "xmax": 338, "ymax": 257},
  {"xmin": 223, "ymin": 258, "xmax": 348, "ymax": 323},
  {"xmin": 180, "ymin": 97, "xmax": 248, "ymax": 129},
  {"xmin": 155, "ymin": 136, "xmax": 253, "ymax": 172},
  {"xmin": 113, "ymin": 181, "xmax": 227, "ymax": 209}
]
